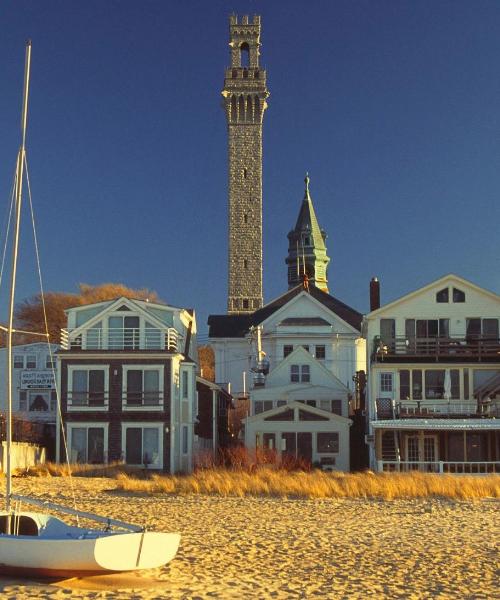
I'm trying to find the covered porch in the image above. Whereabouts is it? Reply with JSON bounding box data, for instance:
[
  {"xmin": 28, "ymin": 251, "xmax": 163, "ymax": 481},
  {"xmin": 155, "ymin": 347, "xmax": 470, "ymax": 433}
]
[{"xmin": 371, "ymin": 420, "xmax": 500, "ymax": 473}]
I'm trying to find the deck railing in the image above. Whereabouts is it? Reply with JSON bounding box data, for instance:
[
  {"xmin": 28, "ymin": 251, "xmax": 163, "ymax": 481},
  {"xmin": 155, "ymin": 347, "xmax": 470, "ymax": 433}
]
[
  {"xmin": 61, "ymin": 327, "xmax": 179, "ymax": 351},
  {"xmin": 372, "ymin": 336, "xmax": 500, "ymax": 361},
  {"xmin": 378, "ymin": 460, "xmax": 499, "ymax": 474},
  {"xmin": 376, "ymin": 398, "xmax": 499, "ymax": 419}
]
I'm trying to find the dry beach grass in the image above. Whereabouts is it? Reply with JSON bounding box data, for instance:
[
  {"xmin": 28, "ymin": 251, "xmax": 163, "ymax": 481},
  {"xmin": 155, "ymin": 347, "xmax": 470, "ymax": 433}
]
[{"xmin": 0, "ymin": 472, "xmax": 497, "ymax": 598}]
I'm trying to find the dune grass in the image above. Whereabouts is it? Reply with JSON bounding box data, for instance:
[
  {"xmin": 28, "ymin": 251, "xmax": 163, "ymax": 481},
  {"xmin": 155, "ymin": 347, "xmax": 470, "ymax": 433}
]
[
  {"xmin": 114, "ymin": 469, "xmax": 500, "ymax": 500},
  {"xmin": 14, "ymin": 461, "xmax": 142, "ymax": 478}
]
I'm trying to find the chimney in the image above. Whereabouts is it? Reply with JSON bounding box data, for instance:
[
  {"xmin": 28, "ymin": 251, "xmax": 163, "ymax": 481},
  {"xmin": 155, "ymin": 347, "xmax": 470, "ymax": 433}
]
[{"xmin": 370, "ymin": 277, "xmax": 380, "ymax": 311}]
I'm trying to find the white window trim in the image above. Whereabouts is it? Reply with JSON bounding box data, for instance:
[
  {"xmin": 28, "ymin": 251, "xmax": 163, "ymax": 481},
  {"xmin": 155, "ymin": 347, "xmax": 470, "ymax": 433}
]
[
  {"xmin": 67, "ymin": 422, "xmax": 109, "ymax": 464},
  {"xmin": 14, "ymin": 355, "xmax": 24, "ymax": 369},
  {"xmin": 121, "ymin": 422, "xmax": 164, "ymax": 469},
  {"xmin": 122, "ymin": 365, "xmax": 165, "ymax": 411},
  {"xmin": 380, "ymin": 372, "xmax": 393, "ymax": 393},
  {"xmin": 67, "ymin": 365, "xmax": 109, "ymax": 412}
]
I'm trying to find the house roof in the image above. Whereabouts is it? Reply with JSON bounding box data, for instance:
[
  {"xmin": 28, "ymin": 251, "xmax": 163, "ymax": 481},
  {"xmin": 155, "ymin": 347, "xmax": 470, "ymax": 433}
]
[{"xmin": 208, "ymin": 284, "xmax": 362, "ymax": 338}]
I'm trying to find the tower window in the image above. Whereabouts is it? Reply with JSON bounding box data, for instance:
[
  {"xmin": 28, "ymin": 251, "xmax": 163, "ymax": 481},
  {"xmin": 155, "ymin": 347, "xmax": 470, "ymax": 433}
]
[
  {"xmin": 254, "ymin": 69, "xmax": 260, "ymax": 79},
  {"xmin": 242, "ymin": 299, "xmax": 249, "ymax": 309},
  {"xmin": 243, "ymin": 168, "xmax": 248, "ymax": 179},
  {"xmin": 244, "ymin": 259, "xmax": 248, "ymax": 269},
  {"xmin": 243, "ymin": 68, "xmax": 248, "ymax": 79},
  {"xmin": 243, "ymin": 214, "xmax": 248, "ymax": 223},
  {"xmin": 232, "ymin": 69, "xmax": 238, "ymax": 78},
  {"xmin": 240, "ymin": 42, "xmax": 250, "ymax": 67}
]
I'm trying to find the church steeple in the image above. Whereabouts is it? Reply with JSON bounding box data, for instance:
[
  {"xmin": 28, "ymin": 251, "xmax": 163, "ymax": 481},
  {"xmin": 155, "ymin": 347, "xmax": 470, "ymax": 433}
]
[{"xmin": 285, "ymin": 175, "xmax": 330, "ymax": 292}]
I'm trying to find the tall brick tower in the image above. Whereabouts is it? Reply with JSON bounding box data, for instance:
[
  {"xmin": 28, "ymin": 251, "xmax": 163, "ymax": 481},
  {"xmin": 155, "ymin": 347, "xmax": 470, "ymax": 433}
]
[{"xmin": 222, "ymin": 15, "xmax": 269, "ymax": 314}]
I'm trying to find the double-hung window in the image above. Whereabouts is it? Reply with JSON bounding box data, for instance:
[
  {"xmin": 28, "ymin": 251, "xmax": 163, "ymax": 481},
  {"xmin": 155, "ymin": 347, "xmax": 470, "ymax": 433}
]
[
  {"xmin": 68, "ymin": 367, "xmax": 107, "ymax": 408},
  {"xmin": 290, "ymin": 365, "xmax": 310, "ymax": 383},
  {"xmin": 123, "ymin": 366, "xmax": 163, "ymax": 409}
]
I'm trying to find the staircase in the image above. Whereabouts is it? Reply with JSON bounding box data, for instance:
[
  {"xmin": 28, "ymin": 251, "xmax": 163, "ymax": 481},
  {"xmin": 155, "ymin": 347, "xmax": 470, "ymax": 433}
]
[{"xmin": 381, "ymin": 431, "xmax": 401, "ymax": 470}]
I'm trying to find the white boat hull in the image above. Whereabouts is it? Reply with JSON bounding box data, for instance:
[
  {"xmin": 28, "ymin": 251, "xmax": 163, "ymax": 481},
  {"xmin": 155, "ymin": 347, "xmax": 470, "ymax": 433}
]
[{"xmin": 0, "ymin": 512, "xmax": 180, "ymax": 577}]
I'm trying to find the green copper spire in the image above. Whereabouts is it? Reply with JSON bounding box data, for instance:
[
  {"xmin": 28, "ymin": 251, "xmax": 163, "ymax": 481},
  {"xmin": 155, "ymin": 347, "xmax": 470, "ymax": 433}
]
[{"xmin": 286, "ymin": 174, "xmax": 330, "ymax": 292}]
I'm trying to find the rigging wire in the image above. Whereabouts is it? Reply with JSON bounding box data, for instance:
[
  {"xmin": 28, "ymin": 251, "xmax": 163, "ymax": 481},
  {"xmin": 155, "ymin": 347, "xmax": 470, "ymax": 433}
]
[
  {"xmin": 24, "ymin": 153, "xmax": 80, "ymax": 523},
  {"xmin": 0, "ymin": 169, "xmax": 17, "ymax": 294}
]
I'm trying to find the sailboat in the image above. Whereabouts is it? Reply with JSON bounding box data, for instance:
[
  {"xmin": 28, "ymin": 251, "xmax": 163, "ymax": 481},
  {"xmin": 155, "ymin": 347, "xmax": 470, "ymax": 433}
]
[{"xmin": 0, "ymin": 42, "xmax": 180, "ymax": 577}]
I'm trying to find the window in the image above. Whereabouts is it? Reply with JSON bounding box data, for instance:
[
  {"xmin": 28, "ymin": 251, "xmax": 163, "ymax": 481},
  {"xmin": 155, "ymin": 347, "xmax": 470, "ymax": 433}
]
[
  {"xmin": 283, "ymin": 345, "xmax": 293, "ymax": 358},
  {"xmin": 182, "ymin": 426, "xmax": 189, "ymax": 455},
  {"xmin": 69, "ymin": 367, "xmax": 107, "ymax": 408},
  {"xmin": 240, "ymin": 43, "xmax": 250, "ymax": 67},
  {"xmin": 264, "ymin": 408, "xmax": 294, "ymax": 421},
  {"xmin": 46, "ymin": 355, "xmax": 56, "ymax": 370},
  {"xmin": 317, "ymin": 432, "xmax": 339, "ymax": 453},
  {"xmin": 406, "ymin": 319, "xmax": 449, "ymax": 340},
  {"xmin": 276, "ymin": 400, "xmax": 287, "ymax": 407},
  {"xmin": 466, "ymin": 318, "xmax": 499, "ymax": 340},
  {"xmin": 14, "ymin": 355, "xmax": 24, "ymax": 369},
  {"xmin": 380, "ymin": 373, "xmax": 393, "ymax": 392},
  {"xmin": 182, "ymin": 371, "xmax": 189, "ymax": 399},
  {"xmin": 254, "ymin": 400, "xmax": 273, "ymax": 414},
  {"xmin": 108, "ymin": 315, "xmax": 140, "ymax": 349},
  {"xmin": 242, "ymin": 299, "xmax": 249, "ymax": 309},
  {"xmin": 50, "ymin": 391, "xmax": 57, "ymax": 411},
  {"xmin": 299, "ymin": 409, "xmax": 328, "ymax": 421},
  {"xmin": 297, "ymin": 400, "xmax": 316, "ymax": 407},
  {"xmin": 19, "ymin": 391, "xmax": 27, "ymax": 411},
  {"xmin": 436, "ymin": 288, "xmax": 449, "ymax": 303},
  {"xmin": 29, "ymin": 392, "xmax": 49, "ymax": 412},
  {"xmin": 400, "ymin": 370, "xmax": 410, "ymax": 400},
  {"xmin": 380, "ymin": 319, "xmax": 395, "ymax": 350},
  {"xmin": 123, "ymin": 424, "xmax": 162, "ymax": 468},
  {"xmin": 453, "ymin": 288, "xmax": 465, "ymax": 303},
  {"xmin": 243, "ymin": 259, "xmax": 248, "ymax": 269},
  {"xmin": 315, "ymin": 345, "xmax": 325, "ymax": 360},
  {"xmin": 319, "ymin": 400, "xmax": 331, "ymax": 412},
  {"xmin": 425, "ymin": 370, "xmax": 445, "ymax": 399},
  {"xmin": 290, "ymin": 365, "xmax": 300, "ymax": 383},
  {"xmin": 124, "ymin": 367, "xmax": 162, "ymax": 408},
  {"xmin": 412, "ymin": 370, "xmax": 423, "ymax": 399},
  {"xmin": 243, "ymin": 213, "xmax": 248, "ymax": 224},
  {"xmin": 301, "ymin": 365, "xmax": 310, "ymax": 382},
  {"xmin": 26, "ymin": 355, "xmax": 37, "ymax": 369},
  {"xmin": 243, "ymin": 168, "xmax": 248, "ymax": 179},
  {"xmin": 331, "ymin": 400, "xmax": 342, "ymax": 415},
  {"xmin": 69, "ymin": 425, "xmax": 106, "ymax": 464}
]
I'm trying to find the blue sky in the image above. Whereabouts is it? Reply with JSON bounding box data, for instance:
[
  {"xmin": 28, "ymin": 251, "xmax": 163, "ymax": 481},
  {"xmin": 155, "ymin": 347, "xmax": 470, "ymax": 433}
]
[{"xmin": 1, "ymin": 1, "xmax": 499, "ymax": 338}]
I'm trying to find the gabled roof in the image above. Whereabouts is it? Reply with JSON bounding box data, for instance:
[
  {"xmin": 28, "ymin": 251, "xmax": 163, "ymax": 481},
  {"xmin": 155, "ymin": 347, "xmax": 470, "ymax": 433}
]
[
  {"xmin": 245, "ymin": 400, "xmax": 351, "ymax": 425},
  {"xmin": 208, "ymin": 284, "xmax": 362, "ymax": 338},
  {"xmin": 367, "ymin": 273, "xmax": 500, "ymax": 319}
]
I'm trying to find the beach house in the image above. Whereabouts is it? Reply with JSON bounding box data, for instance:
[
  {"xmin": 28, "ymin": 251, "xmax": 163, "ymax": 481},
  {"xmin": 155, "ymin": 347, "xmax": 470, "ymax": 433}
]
[
  {"xmin": 57, "ymin": 296, "xmax": 197, "ymax": 473},
  {"xmin": 365, "ymin": 274, "xmax": 500, "ymax": 472}
]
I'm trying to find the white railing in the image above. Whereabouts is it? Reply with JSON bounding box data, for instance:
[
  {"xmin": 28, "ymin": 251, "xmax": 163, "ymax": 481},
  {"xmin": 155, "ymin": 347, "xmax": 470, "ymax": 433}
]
[
  {"xmin": 378, "ymin": 460, "xmax": 499, "ymax": 474},
  {"xmin": 60, "ymin": 327, "xmax": 180, "ymax": 351},
  {"xmin": 122, "ymin": 392, "xmax": 164, "ymax": 409},
  {"xmin": 397, "ymin": 400, "xmax": 499, "ymax": 418},
  {"xmin": 67, "ymin": 392, "xmax": 109, "ymax": 409}
]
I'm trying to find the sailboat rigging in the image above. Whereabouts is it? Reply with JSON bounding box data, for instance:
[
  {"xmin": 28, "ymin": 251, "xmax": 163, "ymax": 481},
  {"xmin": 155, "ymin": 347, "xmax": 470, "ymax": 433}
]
[{"xmin": 0, "ymin": 41, "xmax": 180, "ymax": 577}]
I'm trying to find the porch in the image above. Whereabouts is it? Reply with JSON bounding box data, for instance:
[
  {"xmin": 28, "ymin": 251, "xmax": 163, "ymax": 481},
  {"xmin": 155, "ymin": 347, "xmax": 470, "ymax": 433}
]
[{"xmin": 371, "ymin": 421, "xmax": 500, "ymax": 474}]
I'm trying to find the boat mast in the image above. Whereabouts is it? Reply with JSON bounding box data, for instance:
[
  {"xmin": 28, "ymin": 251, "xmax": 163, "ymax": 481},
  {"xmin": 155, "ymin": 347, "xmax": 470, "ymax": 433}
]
[{"xmin": 6, "ymin": 40, "xmax": 32, "ymax": 515}]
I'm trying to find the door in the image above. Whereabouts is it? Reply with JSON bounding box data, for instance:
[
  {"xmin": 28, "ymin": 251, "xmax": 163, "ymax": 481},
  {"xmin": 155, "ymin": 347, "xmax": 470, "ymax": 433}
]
[
  {"xmin": 297, "ymin": 432, "xmax": 313, "ymax": 464},
  {"xmin": 405, "ymin": 434, "xmax": 438, "ymax": 471}
]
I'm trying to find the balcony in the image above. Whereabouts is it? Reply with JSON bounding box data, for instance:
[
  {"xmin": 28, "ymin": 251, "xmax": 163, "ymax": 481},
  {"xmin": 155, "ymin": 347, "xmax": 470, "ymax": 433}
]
[
  {"xmin": 122, "ymin": 391, "xmax": 164, "ymax": 410},
  {"xmin": 375, "ymin": 397, "xmax": 499, "ymax": 420},
  {"xmin": 372, "ymin": 336, "xmax": 500, "ymax": 363},
  {"xmin": 67, "ymin": 392, "xmax": 108, "ymax": 411},
  {"xmin": 61, "ymin": 327, "xmax": 180, "ymax": 352}
]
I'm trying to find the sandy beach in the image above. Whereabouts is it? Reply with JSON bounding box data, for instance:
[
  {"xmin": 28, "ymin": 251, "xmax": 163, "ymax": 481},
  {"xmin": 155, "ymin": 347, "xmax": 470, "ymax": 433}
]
[{"xmin": 0, "ymin": 477, "xmax": 497, "ymax": 599}]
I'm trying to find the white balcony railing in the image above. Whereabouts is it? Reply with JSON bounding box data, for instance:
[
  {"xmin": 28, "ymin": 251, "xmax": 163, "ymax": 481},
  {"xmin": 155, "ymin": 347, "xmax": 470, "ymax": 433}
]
[
  {"xmin": 378, "ymin": 460, "xmax": 499, "ymax": 474},
  {"xmin": 61, "ymin": 327, "xmax": 180, "ymax": 352},
  {"xmin": 67, "ymin": 392, "xmax": 109, "ymax": 410},
  {"xmin": 122, "ymin": 392, "xmax": 164, "ymax": 409}
]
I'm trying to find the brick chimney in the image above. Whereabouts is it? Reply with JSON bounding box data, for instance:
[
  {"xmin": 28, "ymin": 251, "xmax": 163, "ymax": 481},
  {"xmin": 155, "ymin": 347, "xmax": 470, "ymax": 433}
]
[{"xmin": 370, "ymin": 277, "xmax": 380, "ymax": 311}]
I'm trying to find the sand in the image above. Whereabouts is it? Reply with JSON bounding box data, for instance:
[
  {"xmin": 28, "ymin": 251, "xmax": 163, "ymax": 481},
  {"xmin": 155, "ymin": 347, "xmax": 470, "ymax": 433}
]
[{"xmin": 0, "ymin": 477, "xmax": 497, "ymax": 599}]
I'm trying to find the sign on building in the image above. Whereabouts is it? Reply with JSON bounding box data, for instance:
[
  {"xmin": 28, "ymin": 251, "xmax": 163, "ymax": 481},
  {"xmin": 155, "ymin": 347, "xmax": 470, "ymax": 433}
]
[{"xmin": 20, "ymin": 370, "xmax": 55, "ymax": 389}]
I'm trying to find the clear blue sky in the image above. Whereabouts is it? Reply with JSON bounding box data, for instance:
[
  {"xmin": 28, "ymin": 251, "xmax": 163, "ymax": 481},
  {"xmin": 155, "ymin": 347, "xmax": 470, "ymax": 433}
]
[{"xmin": 1, "ymin": 1, "xmax": 499, "ymax": 338}]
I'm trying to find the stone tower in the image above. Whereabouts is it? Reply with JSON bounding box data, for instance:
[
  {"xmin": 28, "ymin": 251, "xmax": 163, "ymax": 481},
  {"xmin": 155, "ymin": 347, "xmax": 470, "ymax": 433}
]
[
  {"xmin": 286, "ymin": 175, "xmax": 330, "ymax": 293},
  {"xmin": 222, "ymin": 15, "xmax": 269, "ymax": 314}
]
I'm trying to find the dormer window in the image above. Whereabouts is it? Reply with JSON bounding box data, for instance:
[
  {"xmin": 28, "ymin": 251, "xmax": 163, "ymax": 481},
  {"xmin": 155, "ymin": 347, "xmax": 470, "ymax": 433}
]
[
  {"xmin": 436, "ymin": 288, "xmax": 449, "ymax": 303},
  {"xmin": 452, "ymin": 288, "xmax": 465, "ymax": 303}
]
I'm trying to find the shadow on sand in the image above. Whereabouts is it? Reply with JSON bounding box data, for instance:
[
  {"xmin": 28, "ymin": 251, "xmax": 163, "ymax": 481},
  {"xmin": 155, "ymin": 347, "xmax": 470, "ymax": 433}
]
[{"xmin": 0, "ymin": 572, "xmax": 166, "ymax": 591}]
